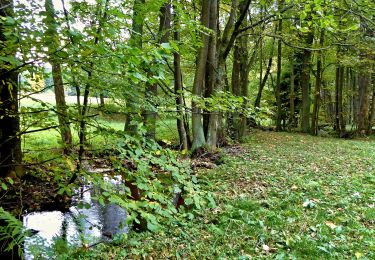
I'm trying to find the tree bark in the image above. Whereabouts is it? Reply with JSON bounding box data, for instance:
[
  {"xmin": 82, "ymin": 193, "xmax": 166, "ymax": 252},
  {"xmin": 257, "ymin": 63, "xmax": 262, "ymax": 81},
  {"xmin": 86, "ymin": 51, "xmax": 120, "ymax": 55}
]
[
  {"xmin": 206, "ymin": 0, "xmax": 219, "ymax": 150},
  {"xmin": 275, "ymin": 0, "xmax": 283, "ymax": 131},
  {"xmin": 288, "ymin": 57, "xmax": 296, "ymax": 130},
  {"xmin": 238, "ymin": 32, "xmax": 250, "ymax": 139},
  {"xmin": 368, "ymin": 75, "xmax": 375, "ymax": 134},
  {"xmin": 125, "ymin": 0, "xmax": 145, "ymax": 135},
  {"xmin": 311, "ymin": 29, "xmax": 325, "ymax": 135},
  {"xmin": 230, "ymin": 44, "xmax": 240, "ymax": 139},
  {"xmin": 335, "ymin": 65, "xmax": 345, "ymax": 136},
  {"xmin": 300, "ymin": 30, "xmax": 314, "ymax": 132},
  {"xmin": 173, "ymin": 3, "xmax": 189, "ymax": 150},
  {"xmin": 357, "ymin": 66, "xmax": 370, "ymax": 134},
  {"xmin": 45, "ymin": 0, "xmax": 72, "ymax": 153},
  {"xmin": 254, "ymin": 28, "xmax": 276, "ymax": 110},
  {"xmin": 191, "ymin": 0, "xmax": 210, "ymax": 151},
  {"xmin": 0, "ymin": 0, "xmax": 22, "ymax": 178},
  {"xmin": 99, "ymin": 93, "xmax": 105, "ymax": 107}
]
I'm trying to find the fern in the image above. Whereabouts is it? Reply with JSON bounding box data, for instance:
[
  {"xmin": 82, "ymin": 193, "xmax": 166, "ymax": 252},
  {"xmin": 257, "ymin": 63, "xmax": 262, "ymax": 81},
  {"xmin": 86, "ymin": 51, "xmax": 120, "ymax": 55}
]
[{"xmin": 0, "ymin": 207, "xmax": 28, "ymax": 258}]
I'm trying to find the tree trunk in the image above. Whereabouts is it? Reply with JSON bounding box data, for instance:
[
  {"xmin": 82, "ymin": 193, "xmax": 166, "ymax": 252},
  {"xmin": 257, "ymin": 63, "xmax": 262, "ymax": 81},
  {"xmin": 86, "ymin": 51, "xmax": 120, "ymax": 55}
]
[
  {"xmin": 300, "ymin": 30, "xmax": 314, "ymax": 132},
  {"xmin": 255, "ymin": 56, "xmax": 274, "ymax": 107},
  {"xmin": 368, "ymin": 77, "xmax": 375, "ymax": 134},
  {"xmin": 275, "ymin": 0, "xmax": 283, "ymax": 131},
  {"xmin": 191, "ymin": 0, "xmax": 210, "ymax": 151},
  {"xmin": 335, "ymin": 65, "xmax": 345, "ymax": 135},
  {"xmin": 206, "ymin": 0, "xmax": 218, "ymax": 150},
  {"xmin": 352, "ymin": 70, "xmax": 358, "ymax": 124},
  {"xmin": 288, "ymin": 58, "xmax": 296, "ymax": 130},
  {"xmin": 0, "ymin": 0, "xmax": 22, "ymax": 178},
  {"xmin": 356, "ymin": 19, "xmax": 373, "ymax": 134},
  {"xmin": 238, "ymin": 33, "xmax": 250, "ymax": 139},
  {"xmin": 230, "ymin": 44, "xmax": 241, "ymax": 139},
  {"xmin": 145, "ymin": 1, "xmax": 171, "ymax": 139},
  {"xmin": 173, "ymin": 3, "xmax": 189, "ymax": 150},
  {"xmin": 99, "ymin": 93, "xmax": 105, "ymax": 107},
  {"xmin": 70, "ymin": 0, "xmax": 109, "ymax": 184},
  {"xmin": 125, "ymin": 0, "xmax": 145, "ymax": 135},
  {"xmin": 311, "ymin": 29, "xmax": 325, "ymax": 135},
  {"xmin": 357, "ymin": 67, "xmax": 370, "ymax": 134},
  {"xmin": 45, "ymin": 0, "xmax": 72, "ymax": 153},
  {"xmin": 254, "ymin": 29, "xmax": 276, "ymax": 110}
]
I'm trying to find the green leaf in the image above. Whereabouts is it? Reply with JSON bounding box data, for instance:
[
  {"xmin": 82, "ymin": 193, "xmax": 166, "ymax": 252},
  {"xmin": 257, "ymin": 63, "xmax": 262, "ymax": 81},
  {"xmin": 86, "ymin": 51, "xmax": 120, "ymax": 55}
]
[
  {"xmin": 1, "ymin": 183, "xmax": 8, "ymax": 190},
  {"xmin": 147, "ymin": 221, "xmax": 160, "ymax": 232}
]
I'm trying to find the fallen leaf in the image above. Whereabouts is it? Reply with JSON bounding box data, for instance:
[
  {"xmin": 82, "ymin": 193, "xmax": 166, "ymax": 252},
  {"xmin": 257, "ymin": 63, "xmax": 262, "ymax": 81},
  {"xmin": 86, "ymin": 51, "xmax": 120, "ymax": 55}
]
[{"xmin": 325, "ymin": 221, "xmax": 337, "ymax": 229}]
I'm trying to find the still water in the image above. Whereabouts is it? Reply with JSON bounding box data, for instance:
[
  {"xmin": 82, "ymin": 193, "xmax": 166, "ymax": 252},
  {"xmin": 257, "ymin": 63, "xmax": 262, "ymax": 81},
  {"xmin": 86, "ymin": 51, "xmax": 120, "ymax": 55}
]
[{"xmin": 23, "ymin": 174, "xmax": 127, "ymax": 259}]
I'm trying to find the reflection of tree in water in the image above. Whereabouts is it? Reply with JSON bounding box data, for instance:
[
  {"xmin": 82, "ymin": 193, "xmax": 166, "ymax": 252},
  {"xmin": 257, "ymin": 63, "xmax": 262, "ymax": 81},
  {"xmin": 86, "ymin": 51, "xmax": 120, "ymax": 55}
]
[
  {"xmin": 24, "ymin": 191, "xmax": 127, "ymax": 259},
  {"xmin": 102, "ymin": 204, "xmax": 127, "ymax": 239}
]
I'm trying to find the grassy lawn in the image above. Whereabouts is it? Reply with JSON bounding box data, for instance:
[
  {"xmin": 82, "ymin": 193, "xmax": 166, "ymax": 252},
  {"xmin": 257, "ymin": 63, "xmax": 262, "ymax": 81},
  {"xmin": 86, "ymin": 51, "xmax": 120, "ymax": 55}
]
[{"xmin": 88, "ymin": 130, "xmax": 375, "ymax": 259}]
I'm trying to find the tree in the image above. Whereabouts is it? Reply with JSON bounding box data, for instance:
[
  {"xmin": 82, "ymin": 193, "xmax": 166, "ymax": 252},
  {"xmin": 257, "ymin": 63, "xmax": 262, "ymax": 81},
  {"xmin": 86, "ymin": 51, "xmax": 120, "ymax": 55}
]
[
  {"xmin": 191, "ymin": 0, "xmax": 210, "ymax": 151},
  {"xmin": 275, "ymin": 0, "xmax": 284, "ymax": 131},
  {"xmin": 0, "ymin": 0, "xmax": 22, "ymax": 178},
  {"xmin": 124, "ymin": 0, "xmax": 145, "ymax": 135},
  {"xmin": 173, "ymin": 2, "xmax": 190, "ymax": 150},
  {"xmin": 311, "ymin": 29, "xmax": 325, "ymax": 135},
  {"xmin": 44, "ymin": 0, "xmax": 72, "ymax": 152}
]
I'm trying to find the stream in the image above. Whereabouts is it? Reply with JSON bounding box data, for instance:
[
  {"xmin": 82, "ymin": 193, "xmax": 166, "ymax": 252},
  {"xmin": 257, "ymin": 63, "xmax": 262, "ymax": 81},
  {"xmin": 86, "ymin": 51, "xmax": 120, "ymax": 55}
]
[{"xmin": 23, "ymin": 172, "xmax": 128, "ymax": 259}]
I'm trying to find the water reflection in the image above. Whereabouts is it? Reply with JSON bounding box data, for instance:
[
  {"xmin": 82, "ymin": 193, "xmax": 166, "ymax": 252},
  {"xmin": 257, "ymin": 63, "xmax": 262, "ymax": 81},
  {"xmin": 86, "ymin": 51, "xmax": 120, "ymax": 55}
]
[{"xmin": 23, "ymin": 174, "xmax": 127, "ymax": 259}]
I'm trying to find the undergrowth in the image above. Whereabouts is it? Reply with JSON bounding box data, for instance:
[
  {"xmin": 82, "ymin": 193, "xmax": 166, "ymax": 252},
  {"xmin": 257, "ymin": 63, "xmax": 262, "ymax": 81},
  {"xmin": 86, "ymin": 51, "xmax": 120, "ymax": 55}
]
[{"xmin": 77, "ymin": 130, "xmax": 375, "ymax": 259}]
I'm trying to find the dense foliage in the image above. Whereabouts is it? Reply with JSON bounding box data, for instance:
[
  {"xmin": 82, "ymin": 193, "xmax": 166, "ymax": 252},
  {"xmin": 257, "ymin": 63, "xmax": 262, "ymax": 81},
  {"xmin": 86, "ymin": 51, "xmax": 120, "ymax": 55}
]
[{"xmin": 0, "ymin": 0, "xmax": 374, "ymax": 258}]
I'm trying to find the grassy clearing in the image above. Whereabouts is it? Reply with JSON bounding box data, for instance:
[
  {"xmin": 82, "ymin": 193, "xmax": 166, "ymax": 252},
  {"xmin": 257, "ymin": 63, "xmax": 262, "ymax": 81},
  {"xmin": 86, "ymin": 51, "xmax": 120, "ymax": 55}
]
[
  {"xmin": 84, "ymin": 130, "xmax": 375, "ymax": 259},
  {"xmin": 21, "ymin": 94, "xmax": 180, "ymax": 162}
]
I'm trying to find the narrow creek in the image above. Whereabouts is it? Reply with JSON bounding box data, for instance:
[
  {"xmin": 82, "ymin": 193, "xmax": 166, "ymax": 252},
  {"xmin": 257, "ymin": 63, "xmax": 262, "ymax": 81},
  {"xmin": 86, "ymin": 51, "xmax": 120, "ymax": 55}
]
[{"xmin": 23, "ymin": 168, "xmax": 127, "ymax": 259}]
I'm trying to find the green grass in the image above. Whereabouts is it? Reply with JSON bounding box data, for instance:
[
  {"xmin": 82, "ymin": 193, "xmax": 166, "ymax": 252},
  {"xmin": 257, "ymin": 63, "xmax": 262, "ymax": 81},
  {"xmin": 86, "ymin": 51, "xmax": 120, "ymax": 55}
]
[
  {"xmin": 19, "ymin": 98, "xmax": 374, "ymax": 258},
  {"xmin": 22, "ymin": 112, "xmax": 180, "ymax": 162},
  {"xmin": 85, "ymin": 130, "xmax": 375, "ymax": 259}
]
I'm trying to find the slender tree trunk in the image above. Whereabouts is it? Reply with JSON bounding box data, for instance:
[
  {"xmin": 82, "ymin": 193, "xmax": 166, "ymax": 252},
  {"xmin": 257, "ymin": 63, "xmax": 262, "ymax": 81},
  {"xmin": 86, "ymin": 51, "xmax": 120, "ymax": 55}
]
[
  {"xmin": 191, "ymin": 0, "xmax": 210, "ymax": 151},
  {"xmin": 145, "ymin": 1, "xmax": 171, "ymax": 139},
  {"xmin": 335, "ymin": 65, "xmax": 345, "ymax": 135},
  {"xmin": 255, "ymin": 55, "xmax": 274, "ymax": 111},
  {"xmin": 275, "ymin": 0, "xmax": 283, "ymax": 131},
  {"xmin": 339, "ymin": 66, "xmax": 345, "ymax": 132},
  {"xmin": 206, "ymin": 0, "xmax": 218, "ymax": 150},
  {"xmin": 70, "ymin": 0, "xmax": 109, "ymax": 184},
  {"xmin": 238, "ymin": 33, "xmax": 250, "ymax": 139},
  {"xmin": 346, "ymin": 68, "xmax": 352, "ymax": 125},
  {"xmin": 173, "ymin": 4, "xmax": 189, "ymax": 150},
  {"xmin": 300, "ymin": 30, "xmax": 314, "ymax": 132},
  {"xmin": 311, "ymin": 29, "xmax": 325, "ymax": 135},
  {"xmin": 256, "ymin": 36, "xmax": 263, "ymax": 110},
  {"xmin": 230, "ymin": 44, "xmax": 241, "ymax": 139},
  {"xmin": 125, "ymin": 0, "xmax": 145, "ymax": 135},
  {"xmin": 352, "ymin": 70, "xmax": 358, "ymax": 124},
  {"xmin": 368, "ymin": 78, "xmax": 375, "ymax": 134},
  {"xmin": 254, "ymin": 28, "xmax": 276, "ymax": 110},
  {"xmin": 99, "ymin": 93, "xmax": 105, "ymax": 107},
  {"xmin": 357, "ymin": 66, "xmax": 371, "ymax": 134},
  {"xmin": 288, "ymin": 58, "xmax": 296, "ymax": 130},
  {"xmin": 45, "ymin": 0, "xmax": 72, "ymax": 153}
]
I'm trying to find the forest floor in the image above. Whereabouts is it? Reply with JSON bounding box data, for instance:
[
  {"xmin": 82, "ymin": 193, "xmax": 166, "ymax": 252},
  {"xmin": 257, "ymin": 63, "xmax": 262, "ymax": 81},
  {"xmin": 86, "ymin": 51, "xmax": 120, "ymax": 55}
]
[{"xmin": 81, "ymin": 130, "xmax": 375, "ymax": 259}]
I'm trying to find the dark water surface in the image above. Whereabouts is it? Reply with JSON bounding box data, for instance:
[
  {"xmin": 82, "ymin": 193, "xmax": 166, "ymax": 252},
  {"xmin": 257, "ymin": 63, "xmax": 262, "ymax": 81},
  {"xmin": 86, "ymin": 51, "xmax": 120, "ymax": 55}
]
[{"xmin": 23, "ymin": 173, "xmax": 127, "ymax": 259}]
